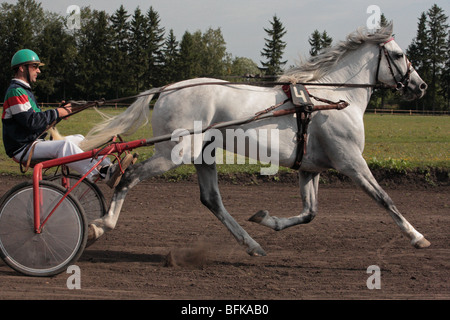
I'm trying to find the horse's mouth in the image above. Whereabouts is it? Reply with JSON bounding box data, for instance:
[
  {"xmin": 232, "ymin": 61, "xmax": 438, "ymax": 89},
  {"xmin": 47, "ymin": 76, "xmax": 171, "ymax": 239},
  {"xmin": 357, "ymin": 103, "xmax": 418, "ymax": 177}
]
[{"xmin": 403, "ymin": 85, "xmax": 426, "ymax": 101}]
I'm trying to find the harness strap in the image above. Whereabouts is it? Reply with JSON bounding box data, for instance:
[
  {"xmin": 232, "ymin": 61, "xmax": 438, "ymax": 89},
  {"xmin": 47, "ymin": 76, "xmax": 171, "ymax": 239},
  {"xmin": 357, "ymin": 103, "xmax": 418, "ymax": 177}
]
[
  {"xmin": 291, "ymin": 109, "xmax": 310, "ymax": 170},
  {"xmin": 18, "ymin": 141, "xmax": 38, "ymax": 173},
  {"xmin": 286, "ymin": 84, "xmax": 349, "ymax": 170},
  {"xmin": 376, "ymin": 38, "xmax": 412, "ymax": 91}
]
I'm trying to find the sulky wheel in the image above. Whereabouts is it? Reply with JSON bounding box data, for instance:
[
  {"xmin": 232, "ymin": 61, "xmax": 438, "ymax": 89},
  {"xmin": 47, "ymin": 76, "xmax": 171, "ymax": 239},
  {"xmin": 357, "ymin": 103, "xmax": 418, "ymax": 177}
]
[
  {"xmin": 0, "ymin": 181, "xmax": 87, "ymax": 277},
  {"xmin": 46, "ymin": 174, "xmax": 107, "ymax": 224}
]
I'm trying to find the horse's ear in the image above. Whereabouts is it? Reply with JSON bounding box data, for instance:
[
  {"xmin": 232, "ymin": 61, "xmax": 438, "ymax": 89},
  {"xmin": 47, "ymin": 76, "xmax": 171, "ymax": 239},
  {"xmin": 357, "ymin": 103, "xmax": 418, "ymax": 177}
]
[{"xmin": 384, "ymin": 21, "xmax": 394, "ymax": 36}]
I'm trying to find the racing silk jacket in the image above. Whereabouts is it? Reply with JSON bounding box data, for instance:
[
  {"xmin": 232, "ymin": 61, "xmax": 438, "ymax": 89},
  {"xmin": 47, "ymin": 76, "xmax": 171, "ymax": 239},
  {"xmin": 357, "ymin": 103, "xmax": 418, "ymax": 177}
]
[{"xmin": 2, "ymin": 79, "xmax": 59, "ymax": 158}]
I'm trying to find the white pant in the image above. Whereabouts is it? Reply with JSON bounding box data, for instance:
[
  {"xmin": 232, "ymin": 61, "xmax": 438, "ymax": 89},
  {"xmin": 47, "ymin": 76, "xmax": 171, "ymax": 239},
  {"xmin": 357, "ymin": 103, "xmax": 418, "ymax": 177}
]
[{"xmin": 13, "ymin": 134, "xmax": 111, "ymax": 181}]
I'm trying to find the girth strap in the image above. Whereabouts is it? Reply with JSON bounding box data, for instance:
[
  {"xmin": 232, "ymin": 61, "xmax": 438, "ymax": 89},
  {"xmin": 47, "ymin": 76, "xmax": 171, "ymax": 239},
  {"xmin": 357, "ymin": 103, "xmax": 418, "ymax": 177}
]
[
  {"xmin": 292, "ymin": 108, "xmax": 311, "ymax": 170},
  {"xmin": 283, "ymin": 84, "xmax": 348, "ymax": 170}
]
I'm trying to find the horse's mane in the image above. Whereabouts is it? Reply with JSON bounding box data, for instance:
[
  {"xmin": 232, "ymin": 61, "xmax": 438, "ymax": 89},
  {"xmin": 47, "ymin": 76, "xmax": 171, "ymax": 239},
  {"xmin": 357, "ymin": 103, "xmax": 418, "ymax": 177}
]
[{"xmin": 278, "ymin": 24, "xmax": 394, "ymax": 83}]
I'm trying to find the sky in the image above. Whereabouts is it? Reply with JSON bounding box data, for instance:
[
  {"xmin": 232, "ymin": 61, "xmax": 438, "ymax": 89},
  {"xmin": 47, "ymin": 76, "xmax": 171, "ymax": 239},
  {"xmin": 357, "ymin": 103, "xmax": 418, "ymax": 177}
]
[{"xmin": 5, "ymin": 0, "xmax": 450, "ymax": 68}]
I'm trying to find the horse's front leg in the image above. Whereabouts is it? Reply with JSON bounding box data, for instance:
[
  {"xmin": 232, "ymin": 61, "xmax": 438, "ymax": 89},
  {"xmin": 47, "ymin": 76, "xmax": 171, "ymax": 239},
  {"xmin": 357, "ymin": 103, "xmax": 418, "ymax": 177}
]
[
  {"xmin": 337, "ymin": 154, "xmax": 431, "ymax": 249},
  {"xmin": 249, "ymin": 171, "xmax": 320, "ymax": 230},
  {"xmin": 195, "ymin": 162, "xmax": 266, "ymax": 256}
]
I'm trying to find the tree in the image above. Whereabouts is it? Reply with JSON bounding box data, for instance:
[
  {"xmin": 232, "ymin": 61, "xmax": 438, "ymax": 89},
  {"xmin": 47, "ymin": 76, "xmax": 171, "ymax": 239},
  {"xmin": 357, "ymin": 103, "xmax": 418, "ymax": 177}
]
[
  {"xmin": 201, "ymin": 27, "xmax": 228, "ymax": 77},
  {"xmin": 0, "ymin": 0, "xmax": 46, "ymax": 95},
  {"xmin": 162, "ymin": 29, "xmax": 180, "ymax": 83},
  {"xmin": 230, "ymin": 57, "xmax": 260, "ymax": 77},
  {"xmin": 308, "ymin": 30, "xmax": 332, "ymax": 56},
  {"xmin": 407, "ymin": 12, "xmax": 430, "ymax": 111},
  {"xmin": 380, "ymin": 13, "xmax": 389, "ymax": 29},
  {"xmin": 260, "ymin": 15, "xmax": 287, "ymax": 76},
  {"xmin": 74, "ymin": 9, "xmax": 112, "ymax": 99},
  {"xmin": 321, "ymin": 31, "xmax": 333, "ymax": 50},
  {"xmin": 441, "ymin": 32, "xmax": 450, "ymax": 110},
  {"xmin": 144, "ymin": 6, "xmax": 165, "ymax": 87},
  {"xmin": 308, "ymin": 30, "xmax": 321, "ymax": 57},
  {"xmin": 177, "ymin": 28, "xmax": 229, "ymax": 79},
  {"xmin": 405, "ymin": 5, "xmax": 448, "ymax": 111},
  {"xmin": 34, "ymin": 13, "xmax": 77, "ymax": 101},
  {"xmin": 178, "ymin": 31, "xmax": 196, "ymax": 80},
  {"xmin": 426, "ymin": 4, "xmax": 448, "ymax": 111},
  {"xmin": 407, "ymin": 13, "xmax": 430, "ymax": 76},
  {"xmin": 0, "ymin": 3, "xmax": 264, "ymax": 101},
  {"xmin": 110, "ymin": 5, "xmax": 132, "ymax": 98},
  {"xmin": 128, "ymin": 7, "xmax": 148, "ymax": 92}
]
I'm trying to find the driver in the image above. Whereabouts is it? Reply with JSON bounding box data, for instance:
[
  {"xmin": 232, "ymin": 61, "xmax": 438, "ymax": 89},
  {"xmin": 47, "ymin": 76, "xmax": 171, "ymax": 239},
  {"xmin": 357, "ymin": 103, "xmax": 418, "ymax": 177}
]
[{"xmin": 2, "ymin": 49, "xmax": 135, "ymax": 188}]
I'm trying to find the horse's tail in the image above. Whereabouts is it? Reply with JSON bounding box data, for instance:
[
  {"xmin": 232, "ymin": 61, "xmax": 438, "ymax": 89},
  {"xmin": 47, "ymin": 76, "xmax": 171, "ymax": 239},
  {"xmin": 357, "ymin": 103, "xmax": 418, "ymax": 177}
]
[
  {"xmin": 48, "ymin": 127, "xmax": 65, "ymax": 140},
  {"xmin": 80, "ymin": 88, "xmax": 160, "ymax": 151}
]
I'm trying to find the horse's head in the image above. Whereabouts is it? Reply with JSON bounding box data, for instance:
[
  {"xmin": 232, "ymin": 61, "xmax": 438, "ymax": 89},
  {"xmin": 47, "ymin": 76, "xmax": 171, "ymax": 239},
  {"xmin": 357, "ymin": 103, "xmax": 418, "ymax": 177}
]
[{"xmin": 375, "ymin": 38, "xmax": 427, "ymax": 101}]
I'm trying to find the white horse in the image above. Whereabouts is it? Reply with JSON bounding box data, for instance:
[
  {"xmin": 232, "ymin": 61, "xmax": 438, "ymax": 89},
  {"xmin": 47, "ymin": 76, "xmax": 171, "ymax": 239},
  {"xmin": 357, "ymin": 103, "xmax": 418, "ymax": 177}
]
[{"xmin": 83, "ymin": 24, "xmax": 430, "ymax": 255}]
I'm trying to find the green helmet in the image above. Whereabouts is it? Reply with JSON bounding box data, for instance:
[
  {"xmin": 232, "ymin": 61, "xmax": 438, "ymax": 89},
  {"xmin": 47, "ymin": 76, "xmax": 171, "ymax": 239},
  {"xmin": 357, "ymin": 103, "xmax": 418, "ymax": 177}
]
[{"xmin": 11, "ymin": 49, "xmax": 45, "ymax": 69}]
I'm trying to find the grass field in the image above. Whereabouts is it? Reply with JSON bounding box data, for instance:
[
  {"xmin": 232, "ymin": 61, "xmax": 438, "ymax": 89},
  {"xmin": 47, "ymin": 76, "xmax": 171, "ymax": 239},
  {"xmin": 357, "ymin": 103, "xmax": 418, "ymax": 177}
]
[{"xmin": 0, "ymin": 107, "xmax": 448, "ymax": 176}]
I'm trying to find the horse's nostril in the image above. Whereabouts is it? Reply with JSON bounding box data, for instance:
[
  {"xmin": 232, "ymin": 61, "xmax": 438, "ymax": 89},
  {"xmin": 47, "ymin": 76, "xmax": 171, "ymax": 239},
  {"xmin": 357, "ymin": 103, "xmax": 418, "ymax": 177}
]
[{"xmin": 420, "ymin": 83, "xmax": 427, "ymax": 90}]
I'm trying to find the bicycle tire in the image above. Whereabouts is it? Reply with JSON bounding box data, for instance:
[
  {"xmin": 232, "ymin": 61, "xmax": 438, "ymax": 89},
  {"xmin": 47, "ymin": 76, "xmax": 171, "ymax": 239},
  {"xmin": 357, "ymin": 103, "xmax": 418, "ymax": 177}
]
[{"xmin": 0, "ymin": 181, "xmax": 87, "ymax": 277}]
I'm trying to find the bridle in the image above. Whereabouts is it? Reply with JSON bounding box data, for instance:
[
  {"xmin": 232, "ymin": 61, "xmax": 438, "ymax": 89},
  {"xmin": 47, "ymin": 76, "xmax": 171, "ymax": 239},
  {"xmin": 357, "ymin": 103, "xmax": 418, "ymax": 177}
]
[{"xmin": 375, "ymin": 37, "xmax": 413, "ymax": 91}]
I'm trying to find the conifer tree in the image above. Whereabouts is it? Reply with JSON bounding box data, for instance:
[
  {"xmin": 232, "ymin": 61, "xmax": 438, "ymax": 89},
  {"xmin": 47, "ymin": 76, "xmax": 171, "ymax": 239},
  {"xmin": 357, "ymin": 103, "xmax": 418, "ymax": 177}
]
[
  {"xmin": 144, "ymin": 6, "xmax": 165, "ymax": 87},
  {"xmin": 178, "ymin": 31, "xmax": 195, "ymax": 80},
  {"xmin": 35, "ymin": 14, "xmax": 77, "ymax": 101},
  {"xmin": 75, "ymin": 9, "xmax": 112, "ymax": 99},
  {"xmin": 163, "ymin": 29, "xmax": 180, "ymax": 83},
  {"xmin": 407, "ymin": 12, "xmax": 430, "ymax": 111},
  {"xmin": 260, "ymin": 15, "xmax": 287, "ymax": 76},
  {"xmin": 441, "ymin": 33, "xmax": 450, "ymax": 110},
  {"xmin": 308, "ymin": 30, "xmax": 332, "ymax": 56},
  {"xmin": 426, "ymin": 4, "xmax": 448, "ymax": 111},
  {"xmin": 129, "ymin": 7, "xmax": 147, "ymax": 92},
  {"xmin": 110, "ymin": 5, "xmax": 131, "ymax": 98}
]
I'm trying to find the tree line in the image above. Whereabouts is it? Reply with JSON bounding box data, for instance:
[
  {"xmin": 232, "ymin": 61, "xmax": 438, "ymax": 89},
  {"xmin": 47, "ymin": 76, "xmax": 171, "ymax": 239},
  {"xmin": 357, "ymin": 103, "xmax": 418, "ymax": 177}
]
[
  {"xmin": 0, "ymin": 0, "xmax": 448, "ymax": 111},
  {"xmin": 0, "ymin": 0, "xmax": 262, "ymax": 102},
  {"xmin": 407, "ymin": 4, "xmax": 449, "ymax": 111}
]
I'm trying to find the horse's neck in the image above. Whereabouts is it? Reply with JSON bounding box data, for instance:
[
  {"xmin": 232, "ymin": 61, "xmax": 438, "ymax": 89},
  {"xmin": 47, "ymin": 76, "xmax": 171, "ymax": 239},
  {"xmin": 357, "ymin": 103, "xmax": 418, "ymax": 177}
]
[{"xmin": 315, "ymin": 44, "xmax": 378, "ymax": 113}]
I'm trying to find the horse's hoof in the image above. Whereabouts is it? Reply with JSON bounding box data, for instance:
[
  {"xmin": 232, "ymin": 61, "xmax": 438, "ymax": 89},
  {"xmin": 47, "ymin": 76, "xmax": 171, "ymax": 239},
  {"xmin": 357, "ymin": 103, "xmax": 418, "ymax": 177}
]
[
  {"xmin": 247, "ymin": 246, "xmax": 267, "ymax": 257},
  {"xmin": 248, "ymin": 210, "xmax": 269, "ymax": 223},
  {"xmin": 86, "ymin": 224, "xmax": 99, "ymax": 248},
  {"xmin": 413, "ymin": 237, "xmax": 431, "ymax": 249}
]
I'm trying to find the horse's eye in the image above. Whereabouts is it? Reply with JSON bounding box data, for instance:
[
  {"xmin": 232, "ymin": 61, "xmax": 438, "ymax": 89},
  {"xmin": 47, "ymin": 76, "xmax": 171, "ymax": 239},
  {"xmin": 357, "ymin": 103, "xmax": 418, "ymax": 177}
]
[{"xmin": 396, "ymin": 53, "xmax": 404, "ymax": 59}]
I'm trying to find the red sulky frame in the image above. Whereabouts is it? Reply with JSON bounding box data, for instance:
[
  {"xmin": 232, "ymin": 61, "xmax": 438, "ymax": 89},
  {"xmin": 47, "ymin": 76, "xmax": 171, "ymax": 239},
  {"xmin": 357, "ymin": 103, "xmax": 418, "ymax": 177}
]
[{"xmin": 31, "ymin": 138, "xmax": 147, "ymax": 233}]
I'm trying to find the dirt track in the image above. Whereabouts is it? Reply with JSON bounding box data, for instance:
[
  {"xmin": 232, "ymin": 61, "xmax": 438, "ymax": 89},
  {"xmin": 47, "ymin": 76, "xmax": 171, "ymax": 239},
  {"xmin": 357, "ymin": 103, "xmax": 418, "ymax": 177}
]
[{"xmin": 0, "ymin": 174, "xmax": 448, "ymax": 301}]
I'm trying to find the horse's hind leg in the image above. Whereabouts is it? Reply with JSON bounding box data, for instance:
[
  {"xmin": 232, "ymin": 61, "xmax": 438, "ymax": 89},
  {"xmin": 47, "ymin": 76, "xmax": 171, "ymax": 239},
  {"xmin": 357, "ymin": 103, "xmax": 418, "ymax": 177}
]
[
  {"xmin": 195, "ymin": 162, "xmax": 266, "ymax": 256},
  {"xmin": 88, "ymin": 153, "xmax": 179, "ymax": 243},
  {"xmin": 338, "ymin": 156, "xmax": 430, "ymax": 249},
  {"xmin": 249, "ymin": 171, "xmax": 320, "ymax": 230}
]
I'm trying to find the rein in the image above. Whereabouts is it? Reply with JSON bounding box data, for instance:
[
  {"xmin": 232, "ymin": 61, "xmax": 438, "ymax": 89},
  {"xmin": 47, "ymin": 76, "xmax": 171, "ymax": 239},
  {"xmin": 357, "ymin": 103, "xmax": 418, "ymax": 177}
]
[{"xmin": 61, "ymin": 80, "xmax": 395, "ymax": 118}]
